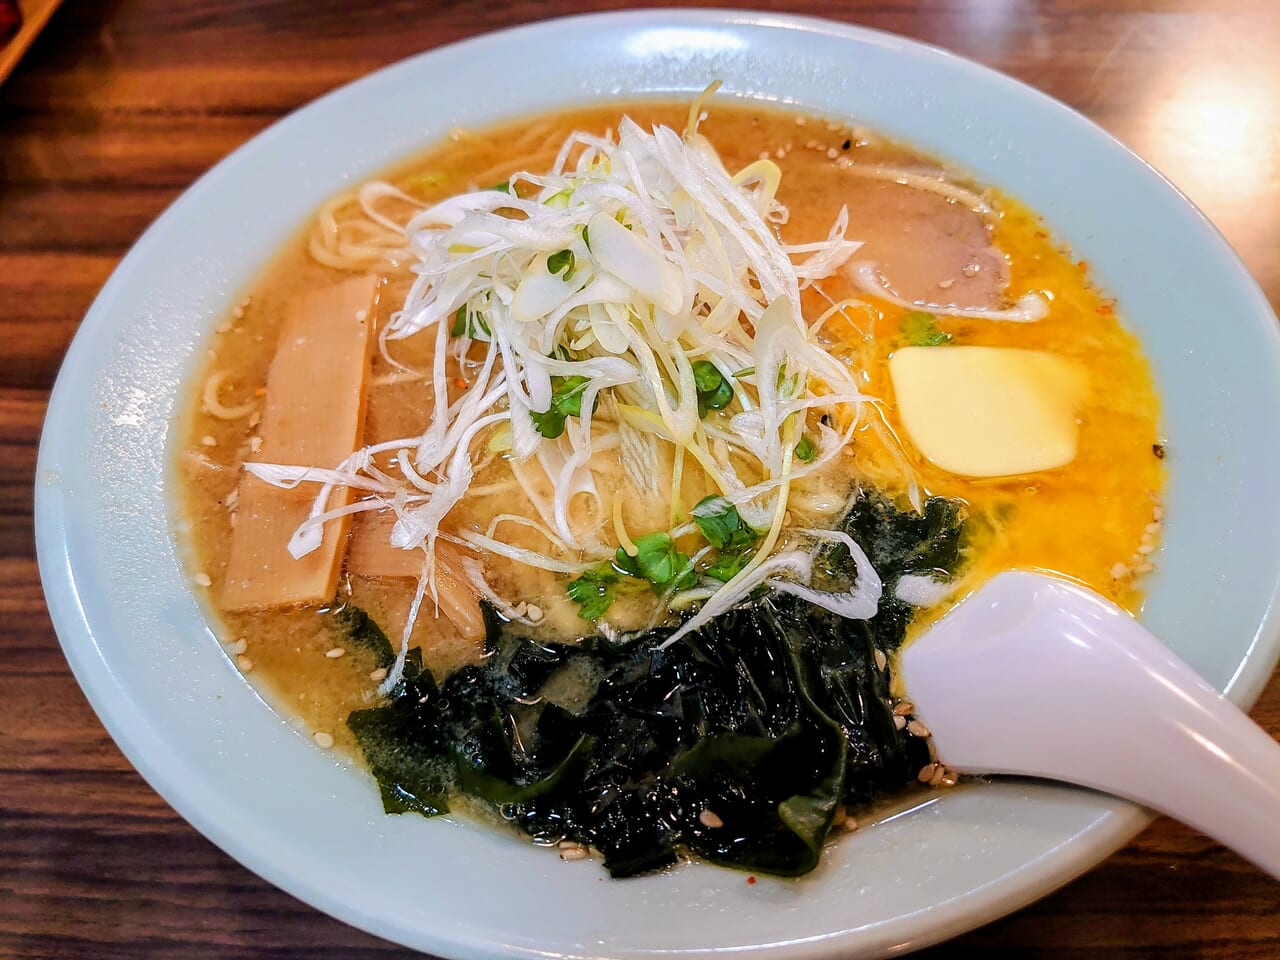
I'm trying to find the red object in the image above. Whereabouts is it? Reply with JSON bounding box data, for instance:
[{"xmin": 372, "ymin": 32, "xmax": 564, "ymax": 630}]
[{"xmin": 0, "ymin": 0, "xmax": 21, "ymax": 47}]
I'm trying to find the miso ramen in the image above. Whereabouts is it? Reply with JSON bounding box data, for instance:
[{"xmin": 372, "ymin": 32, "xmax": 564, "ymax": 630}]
[{"xmin": 176, "ymin": 94, "xmax": 1163, "ymax": 878}]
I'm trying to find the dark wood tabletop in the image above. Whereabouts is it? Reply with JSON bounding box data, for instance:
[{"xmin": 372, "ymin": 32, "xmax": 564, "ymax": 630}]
[{"xmin": 3, "ymin": 1, "xmax": 1279, "ymax": 957}]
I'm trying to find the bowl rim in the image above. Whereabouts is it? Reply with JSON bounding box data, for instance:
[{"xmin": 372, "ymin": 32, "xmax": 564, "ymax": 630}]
[{"xmin": 35, "ymin": 8, "xmax": 1280, "ymax": 959}]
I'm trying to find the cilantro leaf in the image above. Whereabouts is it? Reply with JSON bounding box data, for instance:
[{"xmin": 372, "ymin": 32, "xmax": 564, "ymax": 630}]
[
  {"xmin": 615, "ymin": 532, "xmax": 697, "ymax": 590},
  {"xmin": 567, "ymin": 566, "xmax": 618, "ymax": 621},
  {"xmin": 690, "ymin": 495, "xmax": 759, "ymax": 552},
  {"xmin": 692, "ymin": 360, "xmax": 734, "ymax": 417},
  {"xmin": 706, "ymin": 549, "xmax": 752, "ymax": 583},
  {"xmin": 794, "ymin": 435, "xmax": 817, "ymax": 463},
  {"xmin": 531, "ymin": 375, "xmax": 598, "ymax": 439},
  {"xmin": 901, "ymin": 311, "xmax": 951, "ymax": 346}
]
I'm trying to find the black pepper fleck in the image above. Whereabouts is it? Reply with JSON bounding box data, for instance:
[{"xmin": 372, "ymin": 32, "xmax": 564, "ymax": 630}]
[
  {"xmin": 1152, "ymin": 443, "xmax": 1166, "ymax": 459},
  {"xmin": 841, "ymin": 138, "xmax": 852, "ymax": 150}
]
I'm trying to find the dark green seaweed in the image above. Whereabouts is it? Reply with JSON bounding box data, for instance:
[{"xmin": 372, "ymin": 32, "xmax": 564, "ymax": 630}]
[{"xmin": 345, "ymin": 492, "xmax": 965, "ymax": 878}]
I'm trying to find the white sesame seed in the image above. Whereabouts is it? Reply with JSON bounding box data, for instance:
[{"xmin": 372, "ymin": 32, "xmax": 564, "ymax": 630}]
[
  {"xmin": 525, "ymin": 604, "xmax": 544, "ymax": 623},
  {"xmin": 313, "ymin": 731, "xmax": 335, "ymax": 749},
  {"xmin": 1134, "ymin": 561, "xmax": 1155, "ymax": 574},
  {"xmin": 512, "ymin": 600, "xmax": 528, "ymax": 617},
  {"xmin": 938, "ymin": 278, "xmax": 955, "ymax": 289},
  {"xmin": 194, "ymin": 572, "xmax": 212, "ymax": 588},
  {"xmin": 906, "ymin": 719, "xmax": 932, "ymax": 738},
  {"xmin": 559, "ymin": 845, "xmax": 588, "ymax": 861},
  {"xmin": 1110, "ymin": 562, "xmax": 1129, "ymax": 579},
  {"xmin": 1145, "ymin": 522, "xmax": 1161, "ymax": 534},
  {"xmin": 200, "ymin": 435, "xmax": 217, "ymax": 447},
  {"xmin": 355, "ymin": 309, "xmax": 369, "ymax": 322},
  {"xmin": 233, "ymin": 306, "xmax": 245, "ymax": 320},
  {"xmin": 874, "ymin": 648, "xmax": 887, "ymax": 672},
  {"xmin": 236, "ymin": 654, "xmax": 254, "ymax": 672},
  {"xmin": 825, "ymin": 147, "xmax": 838, "ymax": 159},
  {"xmin": 232, "ymin": 637, "xmax": 248, "ymax": 655},
  {"xmin": 1152, "ymin": 505, "xmax": 1164, "ymax": 521},
  {"xmin": 369, "ymin": 667, "xmax": 388, "ymax": 682},
  {"xmin": 325, "ymin": 647, "xmax": 346, "ymax": 659},
  {"xmin": 248, "ymin": 436, "xmax": 263, "ymax": 454},
  {"xmin": 894, "ymin": 715, "xmax": 907, "ymax": 730},
  {"xmin": 917, "ymin": 763, "xmax": 938, "ymax": 784},
  {"xmin": 1136, "ymin": 544, "xmax": 1155, "ymax": 555},
  {"xmin": 215, "ymin": 321, "xmax": 232, "ymax": 334},
  {"xmin": 699, "ymin": 809, "xmax": 724, "ymax": 829}
]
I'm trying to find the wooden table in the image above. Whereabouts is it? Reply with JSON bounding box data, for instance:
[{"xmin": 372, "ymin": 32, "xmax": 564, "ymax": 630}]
[{"xmin": 3, "ymin": 1, "xmax": 1278, "ymax": 957}]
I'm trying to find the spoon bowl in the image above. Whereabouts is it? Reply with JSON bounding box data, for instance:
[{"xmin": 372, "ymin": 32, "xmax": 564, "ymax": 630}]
[{"xmin": 899, "ymin": 570, "xmax": 1280, "ymax": 879}]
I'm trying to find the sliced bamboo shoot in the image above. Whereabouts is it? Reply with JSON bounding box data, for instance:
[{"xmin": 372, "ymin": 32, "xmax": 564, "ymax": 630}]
[{"xmin": 221, "ymin": 274, "xmax": 377, "ymax": 609}]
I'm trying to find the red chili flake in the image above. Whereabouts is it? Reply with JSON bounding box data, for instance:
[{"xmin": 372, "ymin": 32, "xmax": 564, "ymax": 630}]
[
  {"xmin": 454, "ymin": 378, "xmax": 468, "ymax": 390},
  {"xmin": 1096, "ymin": 302, "xmax": 1114, "ymax": 315},
  {"xmin": 1077, "ymin": 260, "xmax": 1089, "ymax": 272},
  {"xmin": 746, "ymin": 876, "xmax": 757, "ymax": 885}
]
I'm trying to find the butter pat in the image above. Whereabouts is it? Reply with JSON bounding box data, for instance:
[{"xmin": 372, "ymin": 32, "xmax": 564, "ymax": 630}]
[{"xmin": 889, "ymin": 346, "xmax": 1088, "ymax": 478}]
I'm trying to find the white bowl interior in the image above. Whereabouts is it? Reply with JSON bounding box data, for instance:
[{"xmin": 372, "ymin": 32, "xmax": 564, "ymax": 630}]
[{"xmin": 35, "ymin": 10, "xmax": 1280, "ymax": 960}]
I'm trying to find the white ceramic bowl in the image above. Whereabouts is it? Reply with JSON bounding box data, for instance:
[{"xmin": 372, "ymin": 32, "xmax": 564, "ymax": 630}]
[{"xmin": 35, "ymin": 9, "xmax": 1280, "ymax": 959}]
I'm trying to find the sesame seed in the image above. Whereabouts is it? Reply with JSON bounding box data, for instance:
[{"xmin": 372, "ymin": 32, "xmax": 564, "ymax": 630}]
[
  {"xmin": 783, "ymin": 510, "xmax": 793, "ymax": 525},
  {"xmin": 842, "ymin": 815, "xmax": 859, "ymax": 831},
  {"xmin": 313, "ymin": 731, "xmax": 335, "ymax": 749},
  {"xmin": 525, "ymin": 604, "xmax": 544, "ymax": 623},
  {"xmin": 232, "ymin": 637, "xmax": 248, "ymax": 655},
  {"xmin": 325, "ymin": 647, "xmax": 346, "ymax": 659},
  {"xmin": 938, "ymin": 278, "xmax": 955, "ymax": 289},
  {"xmin": 559, "ymin": 845, "xmax": 588, "ymax": 861},
  {"xmin": 825, "ymin": 147, "xmax": 838, "ymax": 159},
  {"xmin": 1152, "ymin": 505, "xmax": 1164, "ymax": 521},
  {"xmin": 1110, "ymin": 562, "xmax": 1129, "ymax": 579},
  {"xmin": 962, "ymin": 263, "xmax": 980, "ymax": 277},
  {"xmin": 233, "ymin": 306, "xmax": 245, "ymax": 320},
  {"xmin": 1137, "ymin": 544, "xmax": 1155, "ymax": 555},
  {"xmin": 236, "ymin": 654, "xmax": 254, "ymax": 672},
  {"xmin": 355, "ymin": 309, "xmax": 369, "ymax": 322},
  {"xmin": 917, "ymin": 762, "xmax": 938, "ymax": 784},
  {"xmin": 874, "ymin": 648, "xmax": 887, "ymax": 672},
  {"xmin": 892, "ymin": 701, "xmax": 914, "ymax": 716},
  {"xmin": 1145, "ymin": 522, "xmax": 1161, "ymax": 534},
  {"xmin": 512, "ymin": 600, "xmax": 528, "ymax": 617},
  {"xmin": 698, "ymin": 809, "xmax": 724, "ymax": 828},
  {"xmin": 215, "ymin": 321, "xmax": 232, "ymax": 334},
  {"xmin": 842, "ymin": 446, "xmax": 857, "ymax": 457},
  {"xmin": 906, "ymin": 719, "xmax": 932, "ymax": 738},
  {"xmin": 795, "ymin": 116, "xmax": 806, "ymax": 126},
  {"xmin": 894, "ymin": 715, "xmax": 907, "ymax": 730},
  {"xmin": 248, "ymin": 436, "xmax": 263, "ymax": 454},
  {"xmin": 194, "ymin": 572, "xmax": 212, "ymax": 588},
  {"xmin": 1134, "ymin": 561, "xmax": 1155, "ymax": 574},
  {"xmin": 200, "ymin": 435, "xmax": 217, "ymax": 447},
  {"xmin": 369, "ymin": 668, "xmax": 388, "ymax": 682}
]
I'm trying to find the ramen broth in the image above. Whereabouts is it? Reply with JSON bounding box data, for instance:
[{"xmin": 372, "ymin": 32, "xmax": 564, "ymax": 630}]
[{"xmin": 177, "ymin": 102, "xmax": 1162, "ymax": 767}]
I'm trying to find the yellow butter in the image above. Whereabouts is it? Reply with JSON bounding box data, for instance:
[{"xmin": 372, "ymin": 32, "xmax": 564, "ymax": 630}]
[{"xmin": 888, "ymin": 346, "xmax": 1088, "ymax": 478}]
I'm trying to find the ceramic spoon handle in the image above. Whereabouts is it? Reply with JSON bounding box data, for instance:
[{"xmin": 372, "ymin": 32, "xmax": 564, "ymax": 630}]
[{"xmin": 901, "ymin": 571, "xmax": 1280, "ymax": 879}]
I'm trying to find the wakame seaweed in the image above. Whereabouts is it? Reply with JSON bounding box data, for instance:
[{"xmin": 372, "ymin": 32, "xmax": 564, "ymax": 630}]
[{"xmin": 346, "ymin": 492, "xmax": 965, "ymax": 878}]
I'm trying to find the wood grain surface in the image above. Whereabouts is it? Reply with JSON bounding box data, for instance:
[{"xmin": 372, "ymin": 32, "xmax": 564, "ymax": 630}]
[{"xmin": 3, "ymin": 1, "xmax": 1279, "ymax": 957}]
